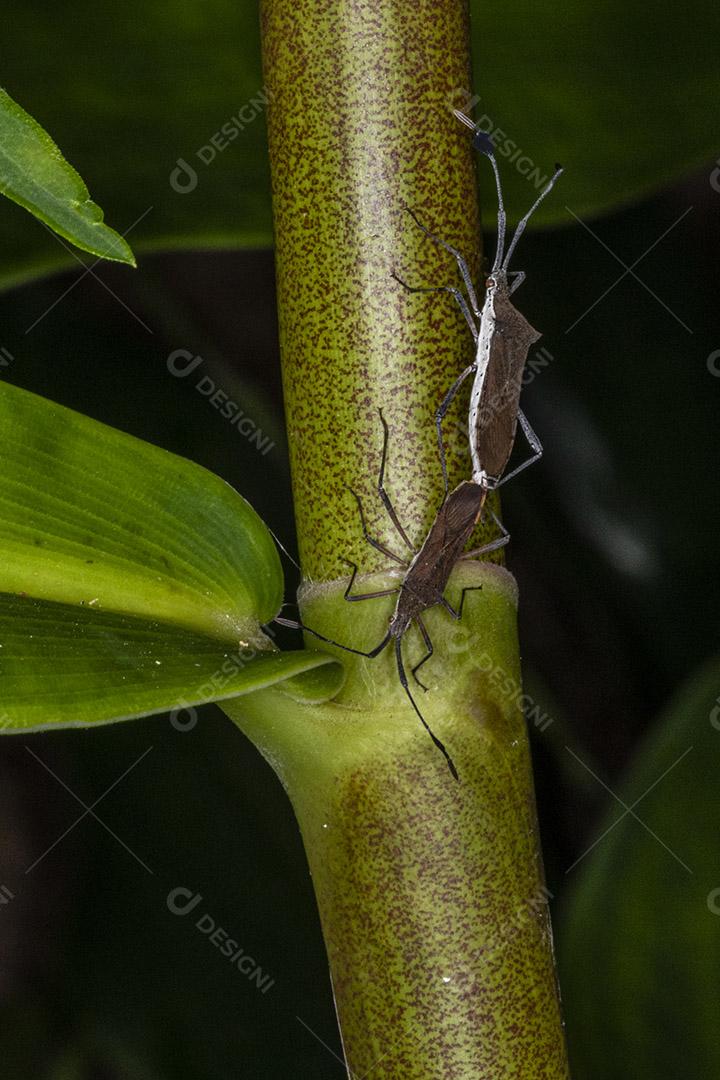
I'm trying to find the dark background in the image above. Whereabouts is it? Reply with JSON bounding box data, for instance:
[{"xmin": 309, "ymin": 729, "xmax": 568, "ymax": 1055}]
[{"xmin": 0, "ymin": 97, "xmax": 718, "ymax": 1080}]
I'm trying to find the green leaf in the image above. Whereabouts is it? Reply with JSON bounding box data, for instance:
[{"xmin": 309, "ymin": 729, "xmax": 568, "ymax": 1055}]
[
  {"xmin": 558, "ymin": 659, "xmax": 720, "ymax": 1078},
  {"xmin": 0, "ymin": 87, "xmax": 135, "ymax": 267},
  {"xmin": 0, "ymin": 379, "xmax": 282, "ymax": 640},
  {"xmin": 0, "ymin": 592, "xmax": 338, "ymax": 733},
  {"xmin": 0, "ymin": 381, "xmax": 343, "ymax": 731},
  {"xmin": 0, "ymin": 2, "xmax": 270, "ymax": 289},
  {"xmin": 1, "ymin": 0, "xmax": 717, "ymax": 285}
]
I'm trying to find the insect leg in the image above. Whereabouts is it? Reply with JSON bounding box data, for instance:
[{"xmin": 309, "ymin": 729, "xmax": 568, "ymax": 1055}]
[
  {"xmin": 402, "ymin": 207, "xmax": 482, "ymax": 316},
  {"xmin": 345, "ymin": 587, "xmax": 400, "ymax": 601},
  {"xmin": 411, "ymin": 615, "xmax": 434, "ymax": 691},
  {"xmin": 349, "ymin": 487, "xmax": 407, "ymax": 565},
  {"xmin": 461, "ymin": 510, "xmax": 510, "ymax": 558},
  {"xmin": 341, "ymin": 557, "xmax": 402, "ymax": 602},
  {"xmin": 440, "ymin": 585, "xmax": 483, "ymax": 620},
  {"xmin": 495, "ymin": 409, "xmax": 543, "ymax": 486},
  {"xmin": 376, "ymin": 409, "xmax": 415, "ymax": 552},
  {"xmin": 435, "ymin": 363, "xmax": 476, "ymax": 492},
  {"xmin": 392, "ymin": 273, "xmax": 478, "ymax": 341},
  {"xmin": 394, "ymin": 636, "xmax": 458, "ymax": 781}
]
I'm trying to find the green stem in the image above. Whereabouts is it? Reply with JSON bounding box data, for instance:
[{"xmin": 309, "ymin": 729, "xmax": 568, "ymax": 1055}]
[
  {"xmin": 226, "ymin": 561, "xmax": 570, "ymax": 1076},
  {"xmin": 230, "ymin": 0, "xmax": 573, "ymax": 1075},
  {"xmin": 261, "ymin": 0, "xmax": 496, "ymax": 577}
]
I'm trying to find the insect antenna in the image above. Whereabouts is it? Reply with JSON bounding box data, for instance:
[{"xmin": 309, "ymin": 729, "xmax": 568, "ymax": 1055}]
[
  {"xmin": 275, "ymin": 615, "xmax": 392, "ymax": 660},
  {"xmin": 501, "ymin": 163, "xmax": 563, "ymax": 273},
  {"xmin": 453, "ymin": 108, "xmax": 506, "ymax": 271},
  {"xmin": 394, "ymin": 637, "xmax": 458, "ymax": 781},
  {"xmin": 453, "ymin": 108, "xmax": 563, "ymax": 276},
  {"xmin": 267, "ymin": 525, "xmax": 301, "ymax": 573}
]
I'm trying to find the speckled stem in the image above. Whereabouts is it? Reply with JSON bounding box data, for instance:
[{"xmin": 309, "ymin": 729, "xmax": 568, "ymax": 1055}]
[
  {"xmin": 256, "ymin": 0, "xmax": 571, "ymax": 1076},
  {"xmin": 261, "ymin": 0, "xmax": 495, "ymax": 578},
  {"xmin": 226, "ymin": 562, "xmax": 571, "ymax": 1077}
]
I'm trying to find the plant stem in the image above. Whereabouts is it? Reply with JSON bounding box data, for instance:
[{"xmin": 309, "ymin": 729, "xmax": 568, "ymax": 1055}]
[
  {"xmin": 243, "ymin": 0, "xmax": 572, "ymax": 1075},
  {"xmin": 261, "ymin": 0, "xmax": 492, "ymax": 577},
  {"xmin": 226, "ymin": 561, "xmax": 571, "ymax": 1077}
]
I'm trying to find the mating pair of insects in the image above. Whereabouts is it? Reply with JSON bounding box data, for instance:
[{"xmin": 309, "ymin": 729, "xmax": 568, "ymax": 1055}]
[{"xmin": 280, "ymin": 111, "xmax": 563, "ymax": 779}]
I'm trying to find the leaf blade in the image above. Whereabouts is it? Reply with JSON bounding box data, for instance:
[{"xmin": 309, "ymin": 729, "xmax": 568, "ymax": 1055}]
[
  {"xmin": 0, "ymin": 87, "xmax": 135, "ymax": 266},
  {"xmin": 0, "ymin": 380, "xmax": 283, "ymax": 640},
  {"xmin": 0, "ymin": 592, "xmax": 339, "ymax": 733}
]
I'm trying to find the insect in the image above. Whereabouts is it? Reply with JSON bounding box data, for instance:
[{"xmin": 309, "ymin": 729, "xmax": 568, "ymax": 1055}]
[
  {"xmin": 277, "ymin": 410, "xmax": 508, "ymax": 780},
  {"xmin": 395, "ymin": 110, "xmax": 563, "ymax": 494}
]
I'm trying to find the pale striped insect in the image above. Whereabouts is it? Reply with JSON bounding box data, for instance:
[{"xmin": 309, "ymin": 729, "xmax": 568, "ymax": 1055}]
[{"xmin": 396, "ymin": 111, "xmax": 563, "ymax": 494}]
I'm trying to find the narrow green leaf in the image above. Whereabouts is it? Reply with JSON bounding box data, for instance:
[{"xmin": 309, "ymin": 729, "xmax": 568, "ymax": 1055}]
[
  {"xmin": 559, "ymin": 660, "xmax": 720, "ymax": 1078},
  {"xmin": 0, "ymin": 592, "xmax": 338, "ymax": 733},
  {"xmin": 0, "ymin": 87, "xmax": 135, "ymax": 266},
  {"xmin": 0, "ymin": 380, "xmax": 282, "ymax": 641}
]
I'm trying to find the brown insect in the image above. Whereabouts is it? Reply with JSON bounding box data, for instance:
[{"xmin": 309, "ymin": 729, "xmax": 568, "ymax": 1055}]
[
  {"xmin": 395, "ymin": 110, "xmax": 563, "ymax": 494},
  {"xmin": 278, "ymin": 411, "xmax": 507, "ymax": 779}
]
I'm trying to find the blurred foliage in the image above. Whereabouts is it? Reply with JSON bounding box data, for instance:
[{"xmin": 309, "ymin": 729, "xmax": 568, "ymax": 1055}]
[
  {"xmin": 559, "ymin": 660, "xmax": 720, "ymax": 1079},
  {"xmin": 0, "ymin": 0, "xmax": 718, "ymax": 285},
  {"xmin": 0, "ymin": 1, "xmax": 719, "ymax": 1076},
  {"xmin": 471, "ymin": 0, "xmax": 718, "ymax": 225},
  {"xmin": 0, "ymin": 0, "xmax": 271, "ymax": 289},
  {"xmin": 1, "ymin": 716, "xmax": 338, "ymax": 1080}
]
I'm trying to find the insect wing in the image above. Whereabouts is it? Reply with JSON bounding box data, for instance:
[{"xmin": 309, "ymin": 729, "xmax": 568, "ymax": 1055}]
[{"xmin": 474, "ymin": 297, "xmax": 540, "ymax": 481}]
